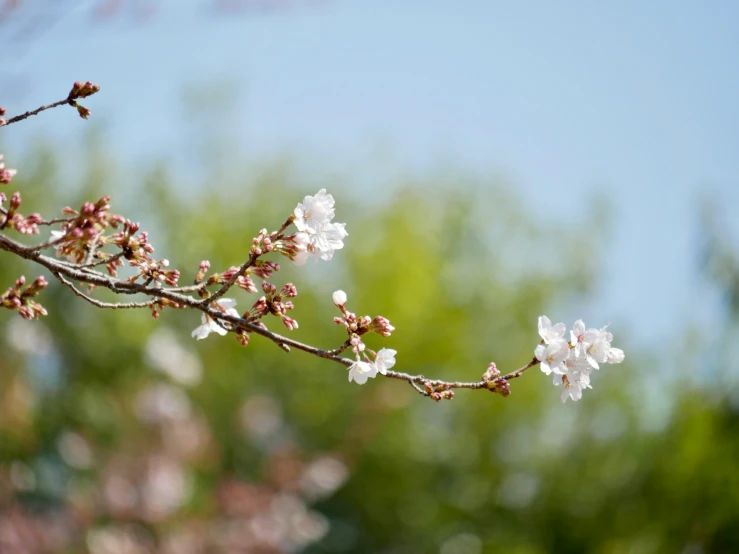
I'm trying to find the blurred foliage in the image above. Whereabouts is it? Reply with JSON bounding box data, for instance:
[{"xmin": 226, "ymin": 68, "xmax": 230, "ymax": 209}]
[{"xmin": 1, "ymin": 143, "xmax": 738, "ymax": 554}]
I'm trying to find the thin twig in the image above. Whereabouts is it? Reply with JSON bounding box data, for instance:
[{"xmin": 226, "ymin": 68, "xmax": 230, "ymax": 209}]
[
  {"xmin": 76, "ymin": 251, "xmax": 125, "ymax": 270},
  {"xmin": 0, "ymin": 98, "xmax": 75, "ymax": 128},
  {"xmin": 38, "ymin": 217, "xmax": 76, "ymax": 227},
  {"xmin": 502, "ymin": 356, "xmax": 540, "ymax": 380},
  {"xmin": 53, "ymin": 272, "xmax": 157, "ymax": 310}
]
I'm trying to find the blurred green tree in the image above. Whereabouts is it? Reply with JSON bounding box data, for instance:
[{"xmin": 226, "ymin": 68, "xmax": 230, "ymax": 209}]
[{"xmin": 1, "ymin": 141, "xmax": 738, "ymax": 554}]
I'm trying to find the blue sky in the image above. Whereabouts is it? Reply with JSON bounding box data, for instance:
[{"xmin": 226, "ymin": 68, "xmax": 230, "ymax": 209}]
[{"xmin": 2, "ymin": 0, "xmax": 739, "ymax": 350}]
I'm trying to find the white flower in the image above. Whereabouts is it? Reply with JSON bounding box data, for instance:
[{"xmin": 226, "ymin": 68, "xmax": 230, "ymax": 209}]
[
  {"xmin": 373, "ymin": 348, "xmax": 397, "ymax": 375},
  {"xmin": 294, "ymin": 189, "xmax": 336, "ymax": 234},
  {"xmin": 584, "ymin": 326, "xmax": 612, "ymax": 370},
  {"xmin": 535, "ymin": 339, "xmax": 569, "ymax": 375},
  {"xmin": 569, "ymin": 319, "xmax": 597, "ymax": 355},
  {"xmin": 191, "ymin": 298, "xmax": 239, "ymax": 340},
  {"xmin": 562, "ymin": 347, "xmax": 591, "ymax": 375},
  {"xmin": 308, "ymin": 221, "xmax": 348, "ymax": 262},
  {"xmin": 540, "ymin": 317, "xmax": 625, "ymax": 403},
  {"xmin": 292, "ymin": 190, "xmax": 348, "ymax": 262},
  {"xmin": 332, "ymin": 290, "xmax": 347, "ymax": 307},
  {"xmin": 553, "ymin": 370, "xmax": 591, "ymax": 403},
  {"xmin": 347, "ymin": 361, "xmax": 377, "ymax": 384},
  {"xmin": 538, "ymin": 315, "xmax": 566, "ymax": 344}
]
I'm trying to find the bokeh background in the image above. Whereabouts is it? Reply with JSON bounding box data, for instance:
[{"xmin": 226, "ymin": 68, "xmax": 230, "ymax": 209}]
[{"xmin": 2, "ymin": 1, "xmax": 739, "ymax": 552}]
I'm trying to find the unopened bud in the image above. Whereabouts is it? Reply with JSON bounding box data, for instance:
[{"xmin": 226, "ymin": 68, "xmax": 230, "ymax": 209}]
[
  {"xmin": 10, "ymin": 191, "xmax": 21, "ymax": 210},
  {"xmin": 76, "ymin": 105, "xmax": 92, "ymax": 120},
  {"xmin": 332, "ymin": 290, "xmax": 347, "ymax": 307},
  {"xmin": 369, "ymin": 315, "xmax": 395, "ymax": 337},
  {"xmin": 281, "ymin": 283, "xmax": 298, "ymax": 298},
  {"xmin": 483, "ymin": 362, "xmax": 500, "ymax": 383},
  {"xmin": 31, "ymin": 276, "xmax": 48, "ymax": 290}
]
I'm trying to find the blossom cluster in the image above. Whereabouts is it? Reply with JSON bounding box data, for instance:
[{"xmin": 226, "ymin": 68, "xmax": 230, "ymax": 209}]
[
  {"xmin": 190, "ymin": 189, "xmax": 351, "ymax": 342},
  {"xmin": 535, "ymin": 316, "xmax": 625, "ymax": 403},
  {"xmin": 50, "ymin": 196, "xmax": 126, "ymax": 264},
  {"xmin": 1, "ymin": 158, "xmax": 627, "ymax": 405},
  {"xmin": 0, "ymin": 191, "xmax": 42, "ymax": 234},
  {"xmin": 346, "ymin": 348, "xmax": 397, "ymax": 385},
  {"xmin": 67, "ymin": 81, "xmax": 100, "ymax": 120},
  {"xmin": 291, "ymin": 188, "xmax": 348, "ymax": 263},
  {"xmin": 332, "ymin": 290, "xmax": 397, "ymax": 384},
  {"xmin": 1, "ymin": 275, "xmax": 48, "ymax": 320}
]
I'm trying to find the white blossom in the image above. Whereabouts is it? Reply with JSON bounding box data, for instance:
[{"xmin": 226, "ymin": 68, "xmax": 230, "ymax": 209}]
[
  {"xmin": 569, "ymin": 319, "xmax": 596, "ymax": 356},
  {"xmin": 537, "ymin": 317, "xmax": 625, "ymax": 403},
  {"xmin": 373, "ymin": 348, "xmax": 397, "ymax": 375},
  {"xmin": 292, "ymin": 189, "xmax": 347, "ymax": 262},
  {"xmin": 191, "ymin": 298, "xmax": 238, "ymax": 340},
  {"xmin": 538, "ymin": 315, "xmax": 566, "ymax": 344},
  {"xmin": 535, "ymin": 339, "xmax": 569, "ymax": 375},
  {"xmin": 347, "ymin": 361, "xmax": 377, "ymax": 385},
  {"xmin": 553, "ymin": 371, "xmax": 590, "ymax": 403},
  {"xmin": 584, "ymin": 326, "xmax": 612, "ymax": 370},
  {"xmin": 305, "ymin": 221, "xmax": 348, "ymax": 262},
  {"xmin": 294, "ymin": 189, "xmax": 336, "ymax": 234},
  {"xmin": 562, "ymin": 347, "xmax": 591, "ymax": 375}
]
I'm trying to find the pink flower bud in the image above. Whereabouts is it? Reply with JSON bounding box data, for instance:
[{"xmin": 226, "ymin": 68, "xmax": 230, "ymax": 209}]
[
  {"xmin": 484, "ymin": 362, "xmax": 500, "ymax": 380},
  {"xmin": 282, "ymin": 316, "xmax": 299, "ymax": 331},
  {"xmin": 32, "ymin": 276, "xmax": 48, "ymax": 290},
  {"xmin": 492, "ymin": 378, "xmax": 511, "ymax": 397},
  {"xmin": 18, "ymin": 306, "xmax": 34, "ymax": 320},
  {"xmin": 236, "ymin": 330, "xmax": 250, "ymax": 346},
  {"xmin": 281, "ymin": 283, "xmax": 298, "ymax": 298},
  {"xmin": 76, "ymin": 105, "xmax": 92, "ymax": 120},
  {"xmin": 370, "ymin": 316, "xmax": 395, "ymax": 337},
  {"xmin": 10, "ymin": 191, "xmax": 21, "ymax": 210}
]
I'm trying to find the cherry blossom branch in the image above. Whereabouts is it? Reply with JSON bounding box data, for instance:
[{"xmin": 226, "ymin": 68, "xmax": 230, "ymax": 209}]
[
  {"xmin": 0, "ymin": 98, "xmax": 76, "ymax": 127},
  {"xmin": 0, "ymin": 81, "xmax": 101, "ymax": 127},
  {"xmin": 0, "ymin": 229, "xmax": 539, "ymax": 399},
  {"xmin": 0, "ymin": 80, "xmax": 627, "ymax": 405}
]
